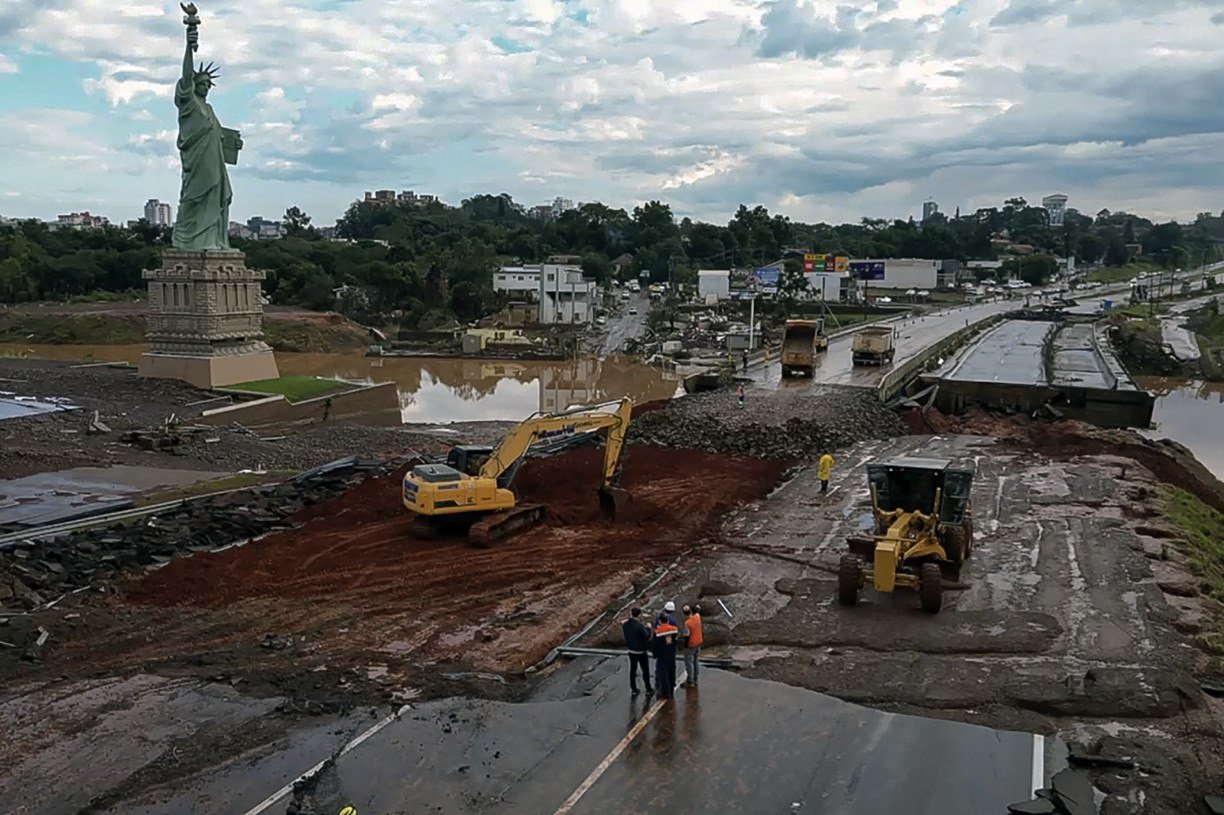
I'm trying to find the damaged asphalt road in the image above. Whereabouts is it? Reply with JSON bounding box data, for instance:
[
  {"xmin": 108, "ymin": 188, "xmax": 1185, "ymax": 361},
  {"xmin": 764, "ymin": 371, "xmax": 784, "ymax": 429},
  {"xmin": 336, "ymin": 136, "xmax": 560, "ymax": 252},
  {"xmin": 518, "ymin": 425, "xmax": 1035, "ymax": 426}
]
[
  {"xmin": 623, "ymin": 432, "xmax": 1221, "ymax": 815},
  {"xmin": 0, "ymin": 660, "xmax": 1036, "ymax": 815}
]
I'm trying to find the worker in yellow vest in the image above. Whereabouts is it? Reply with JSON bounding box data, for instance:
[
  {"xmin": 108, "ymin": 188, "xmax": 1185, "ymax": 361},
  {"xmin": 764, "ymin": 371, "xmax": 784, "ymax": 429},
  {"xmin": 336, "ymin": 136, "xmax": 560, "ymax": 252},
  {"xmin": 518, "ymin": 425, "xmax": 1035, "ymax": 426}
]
[{"xmin": 818, "ymin": 452, "xmax": 835, "ymax": 494}]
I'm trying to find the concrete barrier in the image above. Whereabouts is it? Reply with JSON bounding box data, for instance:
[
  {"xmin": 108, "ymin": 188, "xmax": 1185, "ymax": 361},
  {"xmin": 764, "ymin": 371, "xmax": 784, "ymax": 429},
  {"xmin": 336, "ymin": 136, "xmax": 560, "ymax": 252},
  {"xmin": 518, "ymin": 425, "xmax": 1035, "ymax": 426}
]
[
  {"xmin": 199, "ymin": 381, "xmax": 402, "ymax": 430},
  {"xmin": 875, "ymin": 314, "xmax": 1007, "ymax": 403}
]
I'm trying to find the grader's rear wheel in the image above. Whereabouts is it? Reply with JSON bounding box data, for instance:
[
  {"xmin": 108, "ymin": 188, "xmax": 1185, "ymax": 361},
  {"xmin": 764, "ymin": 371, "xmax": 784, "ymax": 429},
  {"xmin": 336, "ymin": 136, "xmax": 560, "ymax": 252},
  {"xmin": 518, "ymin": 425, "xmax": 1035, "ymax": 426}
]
[
  {"xmin": 919, "ymin": 563, "xmax": 943, "ymax": 614},
  {"xmin": 838, "ymin": 555, "xmax": 862, "ymax": 606}
]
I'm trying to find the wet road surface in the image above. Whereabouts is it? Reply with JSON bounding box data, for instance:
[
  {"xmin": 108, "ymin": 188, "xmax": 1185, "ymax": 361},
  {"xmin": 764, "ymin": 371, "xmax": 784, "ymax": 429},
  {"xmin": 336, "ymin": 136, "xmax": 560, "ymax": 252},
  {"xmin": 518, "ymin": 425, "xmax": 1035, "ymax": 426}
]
[
  {"xmin": 209, "ymin": 659, "xmax": 1036, "ymax": 815},
  {"xmin": 751, "ymin": 299, "xmax": 1016, "ymax": 389},
  {"xmin": 600, "ymin": 292, "xmax": 650, "ymax": 355}
]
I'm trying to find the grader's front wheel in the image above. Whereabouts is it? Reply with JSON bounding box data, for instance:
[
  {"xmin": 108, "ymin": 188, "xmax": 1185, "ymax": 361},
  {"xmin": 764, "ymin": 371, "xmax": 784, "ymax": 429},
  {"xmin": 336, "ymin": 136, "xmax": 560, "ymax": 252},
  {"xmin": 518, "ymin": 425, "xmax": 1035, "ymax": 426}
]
[
  {"xmin": 919, "ymin": 563, "xmax": 943, "ymax": 614},
  {"xmin": 838, "ymin": 554, "xmax": 862, "ymax": 606}
]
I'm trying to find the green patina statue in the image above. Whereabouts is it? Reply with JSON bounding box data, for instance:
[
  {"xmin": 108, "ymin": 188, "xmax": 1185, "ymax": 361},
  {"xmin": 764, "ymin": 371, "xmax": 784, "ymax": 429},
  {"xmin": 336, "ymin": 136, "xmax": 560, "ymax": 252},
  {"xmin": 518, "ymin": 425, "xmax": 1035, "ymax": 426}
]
[{"xmin": 172, "ymin": 2, "xmax": 242, "ymax": 251}]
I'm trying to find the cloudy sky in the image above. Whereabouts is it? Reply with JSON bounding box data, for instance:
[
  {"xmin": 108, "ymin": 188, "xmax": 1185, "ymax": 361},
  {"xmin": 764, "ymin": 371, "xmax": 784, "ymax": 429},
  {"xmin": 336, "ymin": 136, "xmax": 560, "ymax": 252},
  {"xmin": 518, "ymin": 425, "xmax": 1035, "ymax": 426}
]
[{"xmin": 1, "ymin": 0, "xmax": 1222, "ymax": 227}]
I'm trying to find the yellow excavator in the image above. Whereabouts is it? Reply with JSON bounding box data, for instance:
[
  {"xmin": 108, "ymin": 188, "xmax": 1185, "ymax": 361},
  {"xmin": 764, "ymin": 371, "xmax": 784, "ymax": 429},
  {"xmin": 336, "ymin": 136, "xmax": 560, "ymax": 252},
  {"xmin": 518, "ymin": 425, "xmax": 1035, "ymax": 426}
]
[{"xmin": 402, "ymin": 398, "xmax": 633, "ymax": 545}]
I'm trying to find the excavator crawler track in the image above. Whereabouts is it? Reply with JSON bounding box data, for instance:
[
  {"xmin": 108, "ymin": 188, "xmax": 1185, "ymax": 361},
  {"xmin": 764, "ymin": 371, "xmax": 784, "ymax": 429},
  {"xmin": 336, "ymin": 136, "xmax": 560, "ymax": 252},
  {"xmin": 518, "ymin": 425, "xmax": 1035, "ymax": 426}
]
[{"xmin": 468, "ymin": 503, "xmax": 546, "ymax": 547}]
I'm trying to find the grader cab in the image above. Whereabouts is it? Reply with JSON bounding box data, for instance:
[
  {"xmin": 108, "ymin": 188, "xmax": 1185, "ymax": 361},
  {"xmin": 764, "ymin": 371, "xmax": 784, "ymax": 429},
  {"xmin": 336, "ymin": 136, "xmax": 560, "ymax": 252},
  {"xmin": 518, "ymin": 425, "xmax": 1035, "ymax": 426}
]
[{"xmin": 838, "ymin": 457, "xmax": 975, "ymax": 614}]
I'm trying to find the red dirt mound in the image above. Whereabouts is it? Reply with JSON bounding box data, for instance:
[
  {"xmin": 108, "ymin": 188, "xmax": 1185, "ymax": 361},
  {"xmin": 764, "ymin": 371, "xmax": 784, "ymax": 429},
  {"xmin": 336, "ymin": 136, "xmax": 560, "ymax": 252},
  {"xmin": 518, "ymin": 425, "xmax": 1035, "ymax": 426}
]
[
  {"xmin": 119, "ymin": 445, "xmax": 788, "ymax": 670},
  {"xmin": 124, "ymin": 445, "xmax": 788, "ymax": 607}
]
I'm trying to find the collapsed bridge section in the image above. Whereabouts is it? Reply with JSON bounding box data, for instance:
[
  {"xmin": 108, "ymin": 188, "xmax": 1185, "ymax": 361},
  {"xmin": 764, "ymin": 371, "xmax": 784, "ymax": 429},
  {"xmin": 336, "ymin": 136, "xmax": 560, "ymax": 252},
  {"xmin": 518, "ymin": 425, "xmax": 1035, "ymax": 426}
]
[{"xmin": 920, "ymin": 319, "xmax": 1154, "ymax": 428}]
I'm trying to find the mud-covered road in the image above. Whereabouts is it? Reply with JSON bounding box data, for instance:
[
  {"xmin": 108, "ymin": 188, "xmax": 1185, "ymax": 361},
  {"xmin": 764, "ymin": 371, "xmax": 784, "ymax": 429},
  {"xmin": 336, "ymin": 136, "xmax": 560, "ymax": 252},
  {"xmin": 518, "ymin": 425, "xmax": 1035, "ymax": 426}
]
[{"xmin": 596, "ymin": 432, "xmax": 1222, "ymax": 814}]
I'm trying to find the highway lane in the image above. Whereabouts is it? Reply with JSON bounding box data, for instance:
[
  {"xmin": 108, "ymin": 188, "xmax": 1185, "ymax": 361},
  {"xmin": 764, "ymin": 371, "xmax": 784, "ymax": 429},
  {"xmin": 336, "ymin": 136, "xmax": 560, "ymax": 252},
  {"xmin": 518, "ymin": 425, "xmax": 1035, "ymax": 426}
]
[
  {"xmin": 751, "ymin": 298, "xmax": 1017, "ymax": 389},
  {"xmin": 215, "ymin": 659, "xmax": 1037, "ymax": 815}
]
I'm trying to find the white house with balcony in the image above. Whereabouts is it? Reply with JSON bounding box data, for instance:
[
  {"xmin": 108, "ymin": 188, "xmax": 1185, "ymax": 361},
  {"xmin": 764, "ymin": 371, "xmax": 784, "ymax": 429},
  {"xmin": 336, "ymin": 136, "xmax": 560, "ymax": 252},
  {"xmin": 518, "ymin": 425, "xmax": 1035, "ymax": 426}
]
[
  {"xmin": 539, "ymin": 263, "xmax": 596, "ymax": 325},
  {"xmin": 494, "ymin": 266, "xmax": 542, "ymax": 300}
]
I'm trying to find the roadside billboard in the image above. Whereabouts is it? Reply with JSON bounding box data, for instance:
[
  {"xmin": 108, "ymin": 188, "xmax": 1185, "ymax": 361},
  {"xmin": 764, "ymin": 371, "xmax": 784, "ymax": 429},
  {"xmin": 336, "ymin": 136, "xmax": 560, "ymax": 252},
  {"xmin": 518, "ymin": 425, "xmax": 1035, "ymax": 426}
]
[
  {"xmin": 803, "ymin": 253, "xmax": 819, "ymax": 273},
  {"xmin": 834, "ymin": 256, "xmax": 849, "ymax": 274},
  {"xmin": 850, "ymin": 261, "xmax": 886, "ymax": 281}
]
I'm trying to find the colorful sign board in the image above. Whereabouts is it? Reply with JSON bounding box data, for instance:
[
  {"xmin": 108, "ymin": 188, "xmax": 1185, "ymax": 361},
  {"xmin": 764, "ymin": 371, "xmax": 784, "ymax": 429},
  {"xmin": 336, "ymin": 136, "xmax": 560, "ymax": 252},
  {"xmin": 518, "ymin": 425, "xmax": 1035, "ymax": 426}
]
[
  {"xmin": 849, "ymin": 261, "xmax": 886, "ymax": 280},
  {"xmin": 803, "ymin": 253, "xmax": 819, "ymax": 273},
  {"xmin": 834, "ymin": 256, "xmax": 849, "ymax": 274}
]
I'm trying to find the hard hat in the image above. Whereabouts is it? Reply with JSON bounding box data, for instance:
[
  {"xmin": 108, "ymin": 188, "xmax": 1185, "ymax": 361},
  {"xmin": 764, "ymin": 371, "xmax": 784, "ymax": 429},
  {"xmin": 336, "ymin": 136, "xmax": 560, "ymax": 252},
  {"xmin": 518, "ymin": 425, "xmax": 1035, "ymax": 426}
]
[
  {"xmin": 338, "ymin": 807, "xmax": 358, "ymax": 815},
  {"xmin": 664, "ymin": 601, "xmax": 675, "ymax": 612}
]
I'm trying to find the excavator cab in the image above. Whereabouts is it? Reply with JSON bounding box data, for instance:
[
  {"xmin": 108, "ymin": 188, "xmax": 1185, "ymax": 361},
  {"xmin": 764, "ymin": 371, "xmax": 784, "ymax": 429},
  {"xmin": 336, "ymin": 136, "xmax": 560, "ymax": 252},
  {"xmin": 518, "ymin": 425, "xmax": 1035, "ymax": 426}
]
[{"xmin": 447, "ymin": 445, "xmax": 494, "ymax": 476}]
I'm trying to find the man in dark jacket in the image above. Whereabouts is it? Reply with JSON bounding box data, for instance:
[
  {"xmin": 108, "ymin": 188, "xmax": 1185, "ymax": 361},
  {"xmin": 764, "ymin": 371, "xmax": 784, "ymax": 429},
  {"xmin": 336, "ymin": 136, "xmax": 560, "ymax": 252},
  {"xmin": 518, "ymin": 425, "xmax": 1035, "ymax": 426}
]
[
  {"xmin": 622, "ymin": 607, "xmax": 653, "ymax": 696},
  {"xmin": 651, "ymin": 614, "xmax": 680, "ymax": 699}
]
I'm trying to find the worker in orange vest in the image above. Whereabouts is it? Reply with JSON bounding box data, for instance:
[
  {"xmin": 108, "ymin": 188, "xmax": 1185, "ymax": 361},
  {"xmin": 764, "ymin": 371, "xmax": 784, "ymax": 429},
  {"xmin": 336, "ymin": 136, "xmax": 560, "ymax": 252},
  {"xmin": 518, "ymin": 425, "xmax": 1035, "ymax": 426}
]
[
  {"xmin": 652, "ymin": 613, "xmax": 680, "ymax": 699},
  {"xmin": 681, "ymin": 604, "xmax": 703, "ymax": 688}
]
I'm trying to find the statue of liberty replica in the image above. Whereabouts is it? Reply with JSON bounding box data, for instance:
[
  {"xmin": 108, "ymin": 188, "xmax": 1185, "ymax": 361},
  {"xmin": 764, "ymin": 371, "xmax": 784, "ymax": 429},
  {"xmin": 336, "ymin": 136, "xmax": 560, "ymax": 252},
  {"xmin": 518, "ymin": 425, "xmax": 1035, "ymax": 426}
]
[
  {"xmin": 173, "ymin": 2, "xmax": 240, "ymax": 250},
  {"xmin": 140, "ymin": 3, "xmax": 279, "ymax": 386}
]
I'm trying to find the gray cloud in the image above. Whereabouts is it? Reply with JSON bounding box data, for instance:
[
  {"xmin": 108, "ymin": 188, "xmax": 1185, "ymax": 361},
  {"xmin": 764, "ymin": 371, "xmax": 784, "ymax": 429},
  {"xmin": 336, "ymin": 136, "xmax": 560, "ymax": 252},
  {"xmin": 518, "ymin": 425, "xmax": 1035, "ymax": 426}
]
[
  {"xmin": 754, "ymin": 1, "xmax": 861, "ymax": 60},
  {"xmin": 990, "ymin": 0, "xmax": 1060, "ymax": 28}
]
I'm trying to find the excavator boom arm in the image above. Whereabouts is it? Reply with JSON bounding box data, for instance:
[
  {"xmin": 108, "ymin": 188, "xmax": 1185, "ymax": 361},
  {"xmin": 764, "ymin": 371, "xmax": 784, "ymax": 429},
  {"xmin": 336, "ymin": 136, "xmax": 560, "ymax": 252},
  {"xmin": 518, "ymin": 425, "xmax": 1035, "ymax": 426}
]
[{"xmin": 477, "ymin": 398, "xmax": 633, "ymax": 488}]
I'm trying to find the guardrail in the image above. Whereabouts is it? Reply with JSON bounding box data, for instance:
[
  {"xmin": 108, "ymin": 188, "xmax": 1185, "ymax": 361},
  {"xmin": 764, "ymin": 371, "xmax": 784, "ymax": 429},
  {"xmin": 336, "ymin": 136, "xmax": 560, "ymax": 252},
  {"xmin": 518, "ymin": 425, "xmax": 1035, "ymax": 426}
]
[{"xmin": 875, "ymin": 314, "xmax": 1007, "ymax": 403}]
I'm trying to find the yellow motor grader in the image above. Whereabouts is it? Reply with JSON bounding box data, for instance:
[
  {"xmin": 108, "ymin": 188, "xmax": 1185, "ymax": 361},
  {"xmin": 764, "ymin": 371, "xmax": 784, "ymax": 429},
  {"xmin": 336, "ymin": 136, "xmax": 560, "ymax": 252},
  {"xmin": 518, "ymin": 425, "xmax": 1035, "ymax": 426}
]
[{"xmin": 838, "ymin": 457, "xmax": 975, "ymax": 614}]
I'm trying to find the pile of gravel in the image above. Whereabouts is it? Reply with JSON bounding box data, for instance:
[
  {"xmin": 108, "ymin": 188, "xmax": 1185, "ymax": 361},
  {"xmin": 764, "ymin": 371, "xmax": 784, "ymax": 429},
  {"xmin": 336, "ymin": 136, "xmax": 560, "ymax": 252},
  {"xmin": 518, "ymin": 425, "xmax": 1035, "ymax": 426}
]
[{"xmin": 628, "ymin": 386, "xmax": 908, "ymax": 459}]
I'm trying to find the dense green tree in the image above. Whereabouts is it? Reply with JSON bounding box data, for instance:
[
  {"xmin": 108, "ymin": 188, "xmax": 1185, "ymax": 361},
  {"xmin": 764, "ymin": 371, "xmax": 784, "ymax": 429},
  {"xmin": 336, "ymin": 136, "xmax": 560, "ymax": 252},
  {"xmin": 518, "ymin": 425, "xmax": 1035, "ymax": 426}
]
[
  {"xmin": 4, "ymin": 191, "xmax": 1221, "ymax": 327},
  {"xmin": 283, "ymin": 206, "xmax": 314, "ymax": 238}
]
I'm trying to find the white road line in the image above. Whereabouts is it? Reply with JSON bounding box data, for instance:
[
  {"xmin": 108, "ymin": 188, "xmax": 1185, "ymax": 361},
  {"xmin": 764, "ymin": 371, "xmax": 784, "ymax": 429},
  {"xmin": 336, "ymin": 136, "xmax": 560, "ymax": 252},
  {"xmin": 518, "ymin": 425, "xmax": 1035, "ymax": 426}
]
[
  {"xmin": 240, "ymin": 703, "xmax": 412, "ymax": 815},
  {"xmin": 552, "ymin": 669, "xmax": 687, "ymax": 815},
  {"xmin": 1031, "ymin": 733, "xmax": 1045, "ymax": 795}
]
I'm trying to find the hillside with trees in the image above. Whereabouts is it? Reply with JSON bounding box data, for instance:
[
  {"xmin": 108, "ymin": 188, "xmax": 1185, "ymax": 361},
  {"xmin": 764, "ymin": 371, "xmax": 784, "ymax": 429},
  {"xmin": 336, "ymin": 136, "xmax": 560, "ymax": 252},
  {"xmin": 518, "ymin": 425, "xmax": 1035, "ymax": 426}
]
[{"xmin": 2, "ymin": 195, "xmax": 1222, "ymax": 328}]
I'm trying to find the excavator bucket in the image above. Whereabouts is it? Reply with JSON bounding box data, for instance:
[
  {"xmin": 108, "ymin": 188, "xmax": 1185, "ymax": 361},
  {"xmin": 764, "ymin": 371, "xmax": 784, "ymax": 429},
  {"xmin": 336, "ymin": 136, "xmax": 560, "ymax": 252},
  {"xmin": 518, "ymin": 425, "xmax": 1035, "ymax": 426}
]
[{"xmin": 598, "ymin": 486, "xmax": 631, "ymax": 519}]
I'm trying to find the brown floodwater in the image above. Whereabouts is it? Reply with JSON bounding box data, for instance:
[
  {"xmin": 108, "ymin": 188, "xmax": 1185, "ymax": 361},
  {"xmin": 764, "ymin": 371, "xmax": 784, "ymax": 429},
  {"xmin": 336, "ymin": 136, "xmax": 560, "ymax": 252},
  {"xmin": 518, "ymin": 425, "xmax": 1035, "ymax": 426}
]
[
  {"xmin": 1136, "ymin": 376, "xmax": 1224, "ymax": 481},
  {"xmin": 0, "ymin": 344, "xmax": 683, "ymax": 423}
]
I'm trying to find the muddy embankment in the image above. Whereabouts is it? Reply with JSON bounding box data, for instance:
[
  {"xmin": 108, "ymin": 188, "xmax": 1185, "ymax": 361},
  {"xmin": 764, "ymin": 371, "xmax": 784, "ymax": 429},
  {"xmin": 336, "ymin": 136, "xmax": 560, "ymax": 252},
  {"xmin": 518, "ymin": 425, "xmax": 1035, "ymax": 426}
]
[
  {"xmin": 0, "ymin": 305, "xmax": 371, "ymax": 353},
  {"xmin": 1107, "ymin": 301, "xmax": 1224, "ymax": 381}
]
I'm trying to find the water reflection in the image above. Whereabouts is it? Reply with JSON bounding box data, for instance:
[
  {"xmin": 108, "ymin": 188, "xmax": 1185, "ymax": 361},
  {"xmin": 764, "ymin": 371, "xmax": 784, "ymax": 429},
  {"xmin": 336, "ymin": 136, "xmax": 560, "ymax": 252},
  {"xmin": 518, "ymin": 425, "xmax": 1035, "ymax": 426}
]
[
  {"xmin": 1136, "ymin": 376, "xmax": 1224, "ymax": 480},
  {"xmin": 0, "ymin": 344, "xmax": 683, "ymax": 424}
]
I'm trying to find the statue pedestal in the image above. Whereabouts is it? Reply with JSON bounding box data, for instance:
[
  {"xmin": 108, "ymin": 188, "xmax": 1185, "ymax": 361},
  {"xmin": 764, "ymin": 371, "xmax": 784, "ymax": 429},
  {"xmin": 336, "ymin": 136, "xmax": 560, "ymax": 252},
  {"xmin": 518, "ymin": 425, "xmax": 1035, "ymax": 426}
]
[{"xmin": 139, "ymin": 249, "xmax": 280, "ymax": 389}]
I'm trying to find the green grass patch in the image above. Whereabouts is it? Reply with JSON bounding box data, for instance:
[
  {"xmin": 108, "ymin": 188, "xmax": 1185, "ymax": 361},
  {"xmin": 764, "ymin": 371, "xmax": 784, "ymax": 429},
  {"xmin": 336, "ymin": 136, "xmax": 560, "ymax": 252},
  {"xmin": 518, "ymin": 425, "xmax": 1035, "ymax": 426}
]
[
  {"xmin": 1185, "ymin": 303, "xmax": 1224, "ymax": 342},
  {"xmin": 1160, "ymin": 487, "xmax": 1224, "ymax": 652},
  {"xmin": 1086, "ymin": 262, "xmax": 1160, "ymax": 284},
  {"xmin": 232, "ymin": 375, "xmax": 352, "ymax": 402},
  {"xmin": 1114, "ymin": 303, "xmax": 1168, "ymax": 319}
]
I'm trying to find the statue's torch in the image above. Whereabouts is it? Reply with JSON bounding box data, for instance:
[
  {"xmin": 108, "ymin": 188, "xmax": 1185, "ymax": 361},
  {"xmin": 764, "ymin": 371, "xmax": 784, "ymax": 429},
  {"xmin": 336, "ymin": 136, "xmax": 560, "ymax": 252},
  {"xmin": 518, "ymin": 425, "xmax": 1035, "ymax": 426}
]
[{"xmin": 181, "ymin": 2, "xmax": 200, "ymax": 52}]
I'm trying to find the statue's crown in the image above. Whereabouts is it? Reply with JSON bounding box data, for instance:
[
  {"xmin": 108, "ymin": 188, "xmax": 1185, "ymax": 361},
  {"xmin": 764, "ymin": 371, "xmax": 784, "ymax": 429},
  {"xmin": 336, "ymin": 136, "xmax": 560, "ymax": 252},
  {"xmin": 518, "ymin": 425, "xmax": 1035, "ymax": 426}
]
[{"xmin": 195, "ymin": 61, "xmax": 220, "ymax": 85}]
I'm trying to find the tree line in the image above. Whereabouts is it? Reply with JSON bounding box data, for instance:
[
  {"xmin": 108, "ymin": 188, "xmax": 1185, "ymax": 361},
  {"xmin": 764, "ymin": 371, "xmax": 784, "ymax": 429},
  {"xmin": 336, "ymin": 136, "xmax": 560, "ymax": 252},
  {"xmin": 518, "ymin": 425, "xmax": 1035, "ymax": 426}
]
[{"xmin": 2, "ymin": 195, "xmax": 1222, "ymax": 326}]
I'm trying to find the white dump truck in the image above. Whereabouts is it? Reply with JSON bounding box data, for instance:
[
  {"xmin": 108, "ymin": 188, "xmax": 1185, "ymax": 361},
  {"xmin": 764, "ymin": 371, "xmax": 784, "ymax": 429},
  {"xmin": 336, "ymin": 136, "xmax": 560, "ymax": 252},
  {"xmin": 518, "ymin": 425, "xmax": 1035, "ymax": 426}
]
[{"xmin": 851, "ymin": 325, "xmax": 896, "ymax": 365}]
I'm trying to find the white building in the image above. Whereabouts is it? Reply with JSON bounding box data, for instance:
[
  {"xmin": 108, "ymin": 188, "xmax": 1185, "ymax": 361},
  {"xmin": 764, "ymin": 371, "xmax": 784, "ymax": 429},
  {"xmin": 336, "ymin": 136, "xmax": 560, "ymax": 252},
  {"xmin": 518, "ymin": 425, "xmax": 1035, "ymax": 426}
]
[
  {"xmin": 143, "ymin": 199, "xmax": 173, "ymax": 226},
  {"xmin": 539, "ymin": 263, "xmax": 596, "ymax": 324},
  {"xmin": 52, "ymin": 212, "xmax": 109, "ymax": 229},
  {"xmin": 550, "ymin": 197, "xmax": 576, "ymax": 219},
  {"xmin": 922, "ymin": 200, "xmax": 939, "ymax": 221},
  {"xmin": 863, "ymin": 258, "xmax": 939, "ymax": 290},
  {"xmin": 697, "ymin": 270, "xmax": 730, "ymax": 302},
  {"xmin": 803, "ymin": 272, "xmax": 849, "ymax": 301},
  {"xmin": 1042, "ymin": 194, "xmax": 1068, "ymax": 227},
  {"xmin": 493, "ymin": 266, "xmax": 541, "ymax": 299}
]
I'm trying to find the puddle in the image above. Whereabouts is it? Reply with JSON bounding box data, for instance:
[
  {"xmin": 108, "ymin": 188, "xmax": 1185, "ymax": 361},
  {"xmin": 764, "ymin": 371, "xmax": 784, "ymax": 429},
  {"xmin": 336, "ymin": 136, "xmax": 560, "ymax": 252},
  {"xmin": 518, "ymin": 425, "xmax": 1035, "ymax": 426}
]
[
  {"xmin": 0, "ymin": 345, "xmax": 683, "ymax": 424},
  {"xmin": 0, "ymin": 466, "xmax": 224, "ymax": 528},
  {"xmin": 1135, "ymin": 377, "xmax": 1224, "ymax": 480}
]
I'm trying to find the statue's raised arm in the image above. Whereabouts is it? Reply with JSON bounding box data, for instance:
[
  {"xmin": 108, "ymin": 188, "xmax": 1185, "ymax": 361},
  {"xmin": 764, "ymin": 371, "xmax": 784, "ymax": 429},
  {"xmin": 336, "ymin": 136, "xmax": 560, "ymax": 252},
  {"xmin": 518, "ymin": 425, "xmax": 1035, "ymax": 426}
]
[{"xmin": 181, "ymin": 3, "xmax": 199, "ymax": 85}]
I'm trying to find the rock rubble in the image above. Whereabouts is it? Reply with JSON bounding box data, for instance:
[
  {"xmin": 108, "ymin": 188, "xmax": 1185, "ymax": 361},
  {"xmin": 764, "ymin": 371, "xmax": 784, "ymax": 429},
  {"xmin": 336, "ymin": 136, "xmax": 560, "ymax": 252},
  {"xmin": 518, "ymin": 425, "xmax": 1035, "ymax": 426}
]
[
  {"xmin": 0, "ymin": 465, "xmax": 379, "ymax": 615},
  {"xmin": 628, "ymin": 386, "xmax": 908, "ymax": 459}
]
